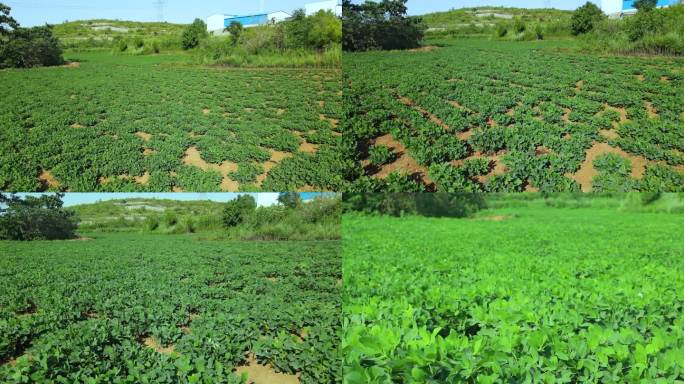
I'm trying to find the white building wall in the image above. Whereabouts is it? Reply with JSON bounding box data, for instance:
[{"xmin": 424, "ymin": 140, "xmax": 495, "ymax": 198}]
[
  {"xmin": 267, "ymin": 11, "xmax": 292, "ymax": 23},
  {"xmin": 207, "ymin": 14, "xmax": 229, "ymax": 33},
  {"xmin": 601, "ymin": 0, "xmax": 623, "ymax": 15},
  {"xmin": 305, "ymin": 0, "xmax": 342, "ymax": 16}
]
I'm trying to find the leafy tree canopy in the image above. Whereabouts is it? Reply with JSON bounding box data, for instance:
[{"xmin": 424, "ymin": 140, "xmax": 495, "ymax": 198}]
[
  {"xmin": 222, "ymin": 194, "xmax": 257, "ymax": 227},
  {"xmin": 571, "ymin": 1, "xmax": 605, "ymax": 35},
  {"xmin": 342, "ymin": 0, "xmax": 426, "ymax": 51},
  {"xmin": 0, "ymin": 193, "xmax": 78, "ymax": 240}
]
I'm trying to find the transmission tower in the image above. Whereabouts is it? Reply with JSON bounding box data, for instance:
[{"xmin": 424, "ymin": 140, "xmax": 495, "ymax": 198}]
[{"xmin": 154, "ymin": 0, "xmax": 166, "ymax": 22}]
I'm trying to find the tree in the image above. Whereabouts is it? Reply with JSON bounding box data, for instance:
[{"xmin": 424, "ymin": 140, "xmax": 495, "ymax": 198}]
[
  {"xmin": 307, "ymin": 10, "xmax": 342, "ymax": 50},
  {"xmin": 181, "ymin": 18, "xmax": 208, "ymax": 50},
  {"xmin": 634, "ymin": 0, "xmax": 658, "ymax": 11},
  {"xmin": 0, "ymin": 2, "xmax": 18, "ymax": 36},
  {"xmin": 278, "ymin": 192, "xmax": 302, "ymax": 209},
  {"xmin": 0, "ymin": 4, "xmax": 63, "ymax": 68},
  {"xmin": 0, "ymin": 193, "xmax": 77, "ymax": 240},
  {"xmin": 0, "ymin": 25, "xmax": 64, "ymax": 68},
  {"xmin": 627, "ymin": 3, "xmax": 665, "ymax": 41},
  {"xmin": 571, "ymin": 2, "xmax": 605, "ymax": 35},
  {"xmin": 222, "ymin": 194, "xmax": 256, "ymax": 227},
  {"xmin": 342, "ymin": 0, "xmax": 426, "ymax": 51},
  {"xmin": 225, "ymin": 20, "xmax": 243, "ymax": 46}
]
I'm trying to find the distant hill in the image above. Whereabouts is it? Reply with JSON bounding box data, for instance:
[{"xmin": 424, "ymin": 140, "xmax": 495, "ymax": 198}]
[
  {"xmin": 68, "ymin": 198, "xmax": 225, "ymax": 231},
  {"xmin": 53, "ymin": 19, "xmax": 186, "ymax": 44},
  {"xmin": 419, "ymin": 7, "xmax": 573, "ymax": 30}
]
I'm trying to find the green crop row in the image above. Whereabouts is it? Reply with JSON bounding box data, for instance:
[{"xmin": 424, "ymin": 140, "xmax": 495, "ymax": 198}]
[
  {"xmin": 343, "ymin": 206, "xmax": 684, "ymax": 383},
  {"xmin": 343, "ymin": 40, "xmax": 684, "ymax": 192},
  {"xmin": 0, "ymin": 234, "xmax": 341, "ymax": 383}
]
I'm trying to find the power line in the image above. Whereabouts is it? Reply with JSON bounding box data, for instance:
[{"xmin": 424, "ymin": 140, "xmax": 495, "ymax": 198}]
[{"xmin": 154, "ymin": 0, "xmax": 165, "ymax": 22}]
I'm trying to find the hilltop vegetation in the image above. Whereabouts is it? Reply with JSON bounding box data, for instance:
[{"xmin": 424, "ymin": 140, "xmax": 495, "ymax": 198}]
[
  {"xmin": 70, "ymin": 194, "xmax": 341, "ymax": 241},
  {"xmin": 53, "ymin": 19, "xmax": 185, "ymax": 52},
  {"xmin": 421, "ymin": 6, "xmax": 573, "ymax": 39}
]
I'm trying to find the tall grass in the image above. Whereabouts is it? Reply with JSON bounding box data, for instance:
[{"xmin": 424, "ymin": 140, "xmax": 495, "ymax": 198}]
[{"xmin": 196, "ymin": 43, "xmax": 340, "ymax": 68}]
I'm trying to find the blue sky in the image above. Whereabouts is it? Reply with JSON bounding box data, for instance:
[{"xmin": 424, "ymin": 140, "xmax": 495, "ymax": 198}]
[
  {"xmin": 12, "ymin": 193, "xmax": 332, "ymax": 207},
  {"xmin": 5, "ymin": 0, "xmax": 313, "ymax": 27}
]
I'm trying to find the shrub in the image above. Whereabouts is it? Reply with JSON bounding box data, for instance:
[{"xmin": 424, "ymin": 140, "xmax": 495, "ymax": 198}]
[
  {"xmin": 182, "ymin": 18, "xmax": 208, "ymax": 50},
  {"xmin": 0, "ymin": 193, "xmax": 77, "ymax": 240},
  {"xmin": 513, "ymin": 18, "xmax": 526, "ymax": 34},
  {"xmin": 496, "ymin": 22, "xmax": 508, "ymax": 37},
  {"xmin": 571, "ymin": 1, "xmax": 605, "ymax": 36},
  {"xmin": 225, "ymin": 21, "xmax": 243, "ymax": 46},
  {"xmin": 144, "ymin": 215, "xmax": 160, "ymax": 231},
  {"xmin": 117, "ymin": 38, "xmax": 128, "ymax": 52},
  {"xmin": 222, "ymin": 194, "xmax": 256, "ymax": 227},
  {"xmin": 164, "ymin": 211, "xmax": 178, "ymax": 227},
  {"xmin": 133, "ymin": 36, "xmax": 144, "ymax": 49}
]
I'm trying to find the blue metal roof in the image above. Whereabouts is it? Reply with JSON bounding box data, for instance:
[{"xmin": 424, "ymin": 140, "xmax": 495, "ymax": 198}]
[{"xmin": 224, "ymin": 14, "xmax": 269, "ymax": 27}]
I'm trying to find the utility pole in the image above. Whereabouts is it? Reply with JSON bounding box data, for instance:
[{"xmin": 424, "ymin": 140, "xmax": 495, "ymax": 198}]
[
  {"xmin": 544, "ymin": 0, "xmax": 552, "ymax": 9},
  {"xmin": 154, "ymin": 0, "xmax": 166, "ymax": 22}
]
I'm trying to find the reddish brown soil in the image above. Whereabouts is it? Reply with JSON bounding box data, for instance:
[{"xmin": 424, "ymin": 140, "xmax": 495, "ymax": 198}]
[
  {"xmin": 568, "ymin": 142, "xmax": 651, "ymax": 192},
  {"xmin": 256, "ymin": 149, "xmax": 294, "ymax": 186},
  {"xmin": 535, "ymin": 146, "xmax": 553, "ymax": 156},
  {"xmin": 134, "ymin": 171, "xmax": 150, "ymax": 185},
  {"xmin": 474, "ymin": 215, "xmax": 508, "ymax": 221},
  {"xmin": 399, "ymin": 96, "xmax": 450, "ymax": 130},
  {"xmin": 457, "ymin": 128, "xmax": 473, "ymax": 141},
  {"xmin": 372, "ymin": 134, "xmax": 433, "ymax": 186},
  {"xmin": 38, "ymin": 170, "xmax": 60, "ymax": 189},
  {"xmin": 319, "ymin": 114, "xmax": 339, "ymax": 128},
  {"xmin": 452, "ymin": 151, "xmax": 507, "ymax": 184},
  {"xmin": 599, "ymin": 129, "xmax": 620, "ymax": 140},
  {"xmin": 408, "ymin": 46, "xmax": 438, "ymax": 52},
  {"xmin": 644, "ymin": 101, "xmax": 658, "ymax": 118},
  {"xmin": 135, "ymin": 131, "xmax": 152, "ymax": 142},
  {"xmin": 68, "ymin": 237, "xmax": 93, "ymax": 242},
  {"xmin": 604, "ymin": 104, "xmax": 629, "ymax": 125},
  {"xmin": 234, "ymin": 354, "xmax": 300, "ymax": 384},
  {"xmin": 561, "ymin": 108, "xmax": 571, "ymax": 122},
  {"xmin": 182, "ymin": 147, "xmax": 239, "ymax": 191},
  {"xmin": 143, "ymin": 337, "xmax": 176, "ymax": 355}
]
